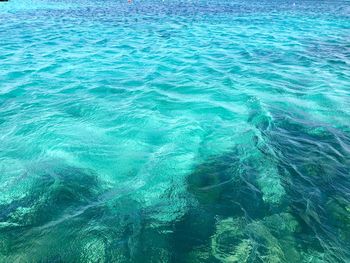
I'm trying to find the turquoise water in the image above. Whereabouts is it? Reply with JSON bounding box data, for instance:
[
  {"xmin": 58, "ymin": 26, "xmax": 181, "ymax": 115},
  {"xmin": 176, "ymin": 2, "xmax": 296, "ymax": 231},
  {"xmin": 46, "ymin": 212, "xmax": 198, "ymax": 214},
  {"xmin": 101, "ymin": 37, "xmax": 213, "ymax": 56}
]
[{"xmin": 1, "ymin": 0, "xmax": 350, "ymax": 262}]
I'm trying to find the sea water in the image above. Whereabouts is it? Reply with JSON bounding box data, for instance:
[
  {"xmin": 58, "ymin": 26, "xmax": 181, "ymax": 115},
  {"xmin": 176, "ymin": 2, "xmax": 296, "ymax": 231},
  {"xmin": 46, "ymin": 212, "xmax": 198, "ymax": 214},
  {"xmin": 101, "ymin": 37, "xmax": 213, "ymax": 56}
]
[{"xmin": 0, "ymin": 0, "xmax": 349, "ymax": 262}]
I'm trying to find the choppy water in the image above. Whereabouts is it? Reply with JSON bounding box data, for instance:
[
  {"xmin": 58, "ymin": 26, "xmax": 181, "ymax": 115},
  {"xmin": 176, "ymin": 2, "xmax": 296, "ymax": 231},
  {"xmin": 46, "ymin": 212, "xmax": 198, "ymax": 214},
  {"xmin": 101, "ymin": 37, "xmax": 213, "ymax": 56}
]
[{"xmin": 1, "ymin": 0, "xmax": 350, "ymax": 262}]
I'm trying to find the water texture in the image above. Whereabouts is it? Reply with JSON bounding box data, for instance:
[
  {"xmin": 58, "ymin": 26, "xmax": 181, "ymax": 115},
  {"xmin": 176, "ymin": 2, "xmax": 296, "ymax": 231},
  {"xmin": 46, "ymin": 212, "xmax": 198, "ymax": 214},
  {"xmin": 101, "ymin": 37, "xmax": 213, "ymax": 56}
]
[{"xmin": 0, "ymin": 0, "xmax": 350, "ymax": 262}]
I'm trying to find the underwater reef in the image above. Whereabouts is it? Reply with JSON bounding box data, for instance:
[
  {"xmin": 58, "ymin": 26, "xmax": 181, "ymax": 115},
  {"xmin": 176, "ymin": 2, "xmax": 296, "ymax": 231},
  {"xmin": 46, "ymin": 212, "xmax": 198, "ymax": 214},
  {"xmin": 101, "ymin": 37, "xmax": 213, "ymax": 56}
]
[
  {"xmin": 0, "ymin": 98, "xmax": 349, "ymax": 262},
  {"xmin": 182, "ymin": 110, "xmax": 350, "ymax": 263},
  {"xmin": 1, "ymin": 108, "xmax": 350, "ymax": 262}
]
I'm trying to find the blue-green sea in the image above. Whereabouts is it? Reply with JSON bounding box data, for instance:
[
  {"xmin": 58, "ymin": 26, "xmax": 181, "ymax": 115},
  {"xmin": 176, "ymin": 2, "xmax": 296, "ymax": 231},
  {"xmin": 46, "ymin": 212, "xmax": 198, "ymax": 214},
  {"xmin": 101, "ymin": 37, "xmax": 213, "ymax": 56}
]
[{"xmin": 1, "ymin": 0, "xmax": 350, "ymax": 262}]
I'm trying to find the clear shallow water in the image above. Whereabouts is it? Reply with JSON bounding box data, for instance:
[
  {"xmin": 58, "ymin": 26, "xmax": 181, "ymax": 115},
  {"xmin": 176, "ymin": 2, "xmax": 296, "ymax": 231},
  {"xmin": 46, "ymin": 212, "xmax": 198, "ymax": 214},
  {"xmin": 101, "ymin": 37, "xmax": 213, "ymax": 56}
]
[{"xmin": 0, "ymin": 0, "xmax": 350, "ymax": 261}]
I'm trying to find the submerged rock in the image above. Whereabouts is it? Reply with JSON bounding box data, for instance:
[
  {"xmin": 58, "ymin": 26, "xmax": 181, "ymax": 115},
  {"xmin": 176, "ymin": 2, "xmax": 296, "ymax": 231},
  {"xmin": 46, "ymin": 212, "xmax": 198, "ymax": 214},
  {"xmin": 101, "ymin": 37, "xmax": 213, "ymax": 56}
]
[
  {"xmin": 184, "ymin": 106, "xmax": 350, "ymax": 262},
  {"xmin": 0, "ymin": 161, "xmax": 107, "ymax": 261},
  {"xmin": 211, "ymin": 213, "xmax": 300, "ymax": 263},
  {"xmin": 187, "ymin": 130, "xmax": 287, "ymax": 218},
  {"xmin": 0, "ymin": 162, "xmax": 102, "ymax": 228},
  {"xmin": 326, "ymin": 197, "xmax": 350, "ymax": 242},
  {"xmin": 261, "ymin": 115, "xmax": 350, "ymax": 262},
  {"xmin": 211, "ymin": 217, "xmax": 252, "ymax": 262}
]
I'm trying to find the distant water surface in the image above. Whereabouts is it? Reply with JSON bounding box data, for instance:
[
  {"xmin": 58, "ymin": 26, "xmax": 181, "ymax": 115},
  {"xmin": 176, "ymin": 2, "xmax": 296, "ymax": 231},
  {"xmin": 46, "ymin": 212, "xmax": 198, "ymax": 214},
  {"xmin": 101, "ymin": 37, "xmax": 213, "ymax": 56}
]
[{"xmin": 0, "ymin": 0, "xmax": 350, "ymax": 262}]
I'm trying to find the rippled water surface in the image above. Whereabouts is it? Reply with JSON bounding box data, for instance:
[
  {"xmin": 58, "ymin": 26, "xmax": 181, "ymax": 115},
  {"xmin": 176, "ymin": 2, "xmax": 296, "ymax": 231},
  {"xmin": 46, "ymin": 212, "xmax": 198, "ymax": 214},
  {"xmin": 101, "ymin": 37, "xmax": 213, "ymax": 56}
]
[{"xmin": 1, "ymin": 0, "xmax": 350, "ymax": 262}]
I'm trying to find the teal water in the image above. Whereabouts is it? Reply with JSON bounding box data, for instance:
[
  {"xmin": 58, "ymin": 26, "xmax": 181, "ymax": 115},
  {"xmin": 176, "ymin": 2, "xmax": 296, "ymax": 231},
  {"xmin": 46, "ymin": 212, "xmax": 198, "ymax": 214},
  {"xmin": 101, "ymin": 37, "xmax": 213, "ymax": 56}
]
[{"xmin": 1, "ymin": 0, "xmax": 350, "ymax": 262}]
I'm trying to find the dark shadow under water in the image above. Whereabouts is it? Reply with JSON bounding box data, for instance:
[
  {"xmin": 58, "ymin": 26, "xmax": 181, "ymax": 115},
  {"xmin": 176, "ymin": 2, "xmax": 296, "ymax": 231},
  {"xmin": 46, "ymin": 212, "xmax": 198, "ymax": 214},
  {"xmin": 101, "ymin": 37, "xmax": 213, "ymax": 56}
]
[
  {"xmin": 1, "ymin": 108, "xmax": 350, "ymax": 262},
  {"xmin": 174, "ymin": 108, "xmax": 350, "ymax": 262}
]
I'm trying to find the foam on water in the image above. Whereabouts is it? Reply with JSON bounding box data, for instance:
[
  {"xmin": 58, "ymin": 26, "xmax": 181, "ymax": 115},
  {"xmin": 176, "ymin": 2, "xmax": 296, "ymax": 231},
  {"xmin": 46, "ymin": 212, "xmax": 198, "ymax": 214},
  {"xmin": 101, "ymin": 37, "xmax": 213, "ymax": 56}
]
[{"xmin": 0, "ymin": 0, "xmax": 350, "ymax": 262}]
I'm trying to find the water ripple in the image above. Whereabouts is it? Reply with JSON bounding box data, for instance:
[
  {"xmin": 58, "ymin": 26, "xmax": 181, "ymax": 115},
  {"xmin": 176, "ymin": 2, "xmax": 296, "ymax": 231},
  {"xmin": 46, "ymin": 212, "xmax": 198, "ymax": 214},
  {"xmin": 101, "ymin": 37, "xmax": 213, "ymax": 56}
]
[{"xmin": 1, "ymin": 0, "xmax": 350, "ymax": 262}]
